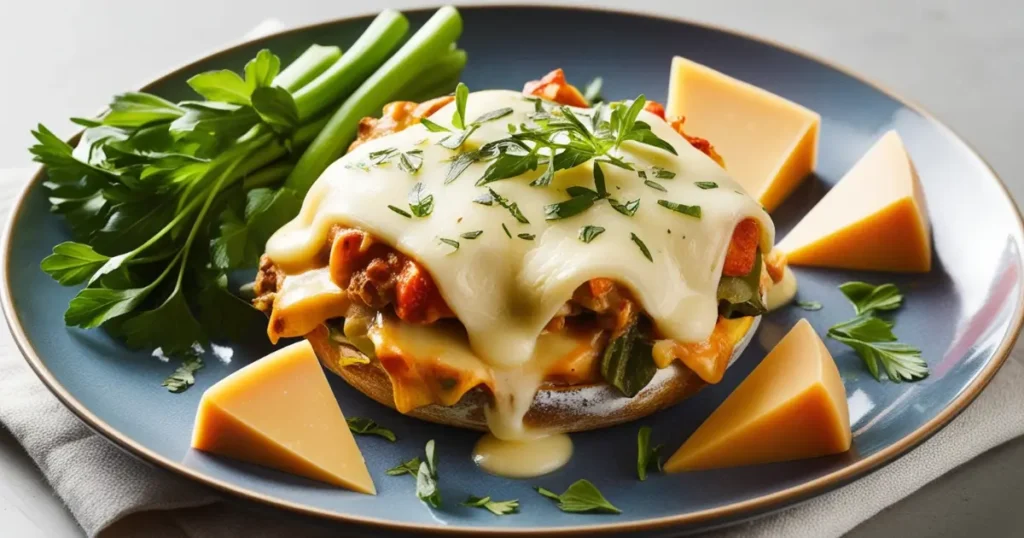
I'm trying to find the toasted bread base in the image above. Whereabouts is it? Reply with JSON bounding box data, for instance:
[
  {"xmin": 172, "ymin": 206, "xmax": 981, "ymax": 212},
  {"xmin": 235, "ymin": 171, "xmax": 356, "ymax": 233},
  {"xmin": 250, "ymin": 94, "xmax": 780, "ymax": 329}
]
[{"xmin": 307, "ymin": 317, "xmax": 759, "ymax": 433}]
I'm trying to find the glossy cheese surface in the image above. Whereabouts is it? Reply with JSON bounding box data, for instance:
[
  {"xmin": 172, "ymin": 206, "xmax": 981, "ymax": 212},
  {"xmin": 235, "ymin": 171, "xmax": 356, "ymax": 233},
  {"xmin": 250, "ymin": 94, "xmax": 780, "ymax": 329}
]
[
  {"xmin": 664, "ymin": 319, "xmax": 850, "ymax": 472},
  {"xmin": 191, "ymin": 341, "xmax": 375, "ymax": 494},
  {"xmin": 777, "ymin": 130, "xmax": 931, "ymax": 272},
  {"xmin": 667, "ymin": 56, "xmax": 820, "ymax": 212},
  {"xmin": 265, "ymin": 90, "xmax": 774, "ymax": 439}
]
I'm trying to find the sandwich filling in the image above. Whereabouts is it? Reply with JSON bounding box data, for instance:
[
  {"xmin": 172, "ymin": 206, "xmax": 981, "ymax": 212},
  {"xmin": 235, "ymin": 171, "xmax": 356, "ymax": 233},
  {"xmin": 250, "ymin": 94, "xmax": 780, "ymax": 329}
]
[{"xmin": 257, "ymin": 79, "xmax": 779, "ymax": 441}]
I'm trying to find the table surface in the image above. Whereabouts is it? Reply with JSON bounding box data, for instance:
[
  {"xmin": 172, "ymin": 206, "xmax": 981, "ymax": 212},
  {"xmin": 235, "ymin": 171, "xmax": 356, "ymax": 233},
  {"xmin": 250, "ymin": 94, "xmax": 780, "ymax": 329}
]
[{"xmin": 2, "ymin": 0, "xmax": 1024, "ymax": 536}]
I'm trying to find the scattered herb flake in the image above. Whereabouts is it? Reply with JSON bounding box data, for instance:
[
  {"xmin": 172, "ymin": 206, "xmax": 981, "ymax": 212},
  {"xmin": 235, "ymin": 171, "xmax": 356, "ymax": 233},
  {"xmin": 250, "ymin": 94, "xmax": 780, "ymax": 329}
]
[
  {"xmin": 387, "ymin": 205, "xmax": 412, "ymax": 218},
  {"xmin": 535, "ymin": 479, "xmax": 621, "ymax": 514},
  {"xmin": 346, "ymin": 417, "xmax": 396, "ymax": 442},
  {"xmin": 695, "ymin": 181, "xmax": 718, "ymax": 189},
  {"xmin": 637, "ymin": 426, "xmax": 663, "ymax": 481},
  {"xmin": 501, "ymin": 223, "xmax": 512, "ymax": 238},
  {"xmin": 408, "ymin": 182, "xmax": 434, "ymax": 217},
  {"xmin": 630, "ymin": 233, "xmax": 653, "ymax": 262},
  {"xmin": 579, "ymin": 225, "xmax": 606, "ymax": 243},
  {"xmin": 644, "ymin": 180, "xmax": 667, "ymax": 192},
  {"xmin": 438, "ymin": 237, "xmax": 460, "ymax": 251},
  {"xmin": 517, "ymin": 233, "xmax": 535, "ymax": 241},
  {"xmin": 460, "ymin": 230, "xmax": 483, "ymax": 240},
  {"xmin": 657, "ymin": 199, "xmax": 701, "ymax": 219},
  {"xmin": 162, "ymin": 356, "xmax": 203, "ymax": 393},
  {"xmin": 386, "ymin": 457, "xmax": 422, "ymax": 476},
  {"xmin": 839, "ymin": 282, "xmax": 903, "ymax": 315},
  {"xmin": 609, "ymin": 198, "xmax": 640, "ymax": 217},
  {"xmin": 652, "ymin": 167, "xmax": 676, "ymax": 179},
  {"xmin": 463, "ymin": 495, "xmax": 520, "ymax": 516}
]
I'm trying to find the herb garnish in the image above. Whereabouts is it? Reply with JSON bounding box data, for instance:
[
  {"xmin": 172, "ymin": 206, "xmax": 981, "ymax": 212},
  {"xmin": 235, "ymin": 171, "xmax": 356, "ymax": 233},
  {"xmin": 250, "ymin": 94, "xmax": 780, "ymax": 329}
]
[
  {"xmin": 637, "ymin": 426, "xmax": 663, "ymax": 481},
  {"xmin": 162, "ymin": 356, "xmax": 203, "ymax": 393},
  {"xmin": 355, "ymin": 147, "xmax": 423, "ymax": 174},
  {"xmin": 426, "ymin": 82, "xmax": 514, "ymax": 150},
  {"xmin": 407, "ymin": 182, "xmax": 434, "ymax": 217},
  {"xmin": 579, "ymin": 225, "xmax": 605, "ymax": 243},
  {"xmin": 657, "ymin": 199, "xmax": 702, "ymax": 219},
  {"xmin": 388, "ymin": 205, "xmax": 412, "ymax": 218},
  {"xmin": 463, "ymin": 495, "xmax": 520, "ymax": 516},
  {"xmin": 630, "ymin": 233, "xmax": 653, "ymax": 262},
  {"xmin": 438, "ymin": 237, "xmax": 460, "ymax": 251},
  {"xmin": 346, "ymin": 417, "xmax": 396, "ymax": 442},
  {"xmin": 416, "ymin": 439, "xmax": 442, "ymax": 508},
  {"xmin": 695, "ymin": 181, "xmax": 718, "ymax": 189},
  {"xmin": 796, "ymin": 300, "xmax": 823, "ymax": 311},
  {"xmin": 386, "ymin": 457, "xmax": 422, "ymax": 476},
  {"xmin": 609, "ymin": 198, "xmax": 640, "ymax": 217},
  {"xmin": 545, "ymin": 192, "xmax": 597, "ymax": 221},
  {"xmin": 486, "ymin": 188, "xmax": 530, "ymax": 223},
  {"xmin": 827, "ymin": 282, "xmax": 927, "ymax": 382},
  {"xmin": 838, "ymin": 282, "xmax": 902, "ymax": 315},
  {"xmin": 452, "ymin": 82, "xmax": 469, "ymax": 129},
  {"xmin": 644, "ymin": 180, "xmax": 667, "ymax": 192},
  {"xmin": 460, "ymin": 230, "xmax": 483, "ymax": 239},
  {"xmin": 651, "ymin": 167, "xmax": 676, "ymax": 179},
  {"xmin": 517, "ymin": 233, "xmax": 535, "ymax": 241},
  {"xmin": 501, "ymin": 223, "xmax": 512, "ymax": 238},
  {"xmin": 536, "ymin": 479, "xmax": 621, "ymax": 514}
]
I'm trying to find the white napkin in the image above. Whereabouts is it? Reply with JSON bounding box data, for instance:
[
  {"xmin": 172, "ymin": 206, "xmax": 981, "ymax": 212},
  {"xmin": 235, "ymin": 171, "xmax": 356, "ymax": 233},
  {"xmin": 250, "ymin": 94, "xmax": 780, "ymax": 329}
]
[{"xmin": 3, "ymin": 18, "xmax": 1024, "ymax": 533}]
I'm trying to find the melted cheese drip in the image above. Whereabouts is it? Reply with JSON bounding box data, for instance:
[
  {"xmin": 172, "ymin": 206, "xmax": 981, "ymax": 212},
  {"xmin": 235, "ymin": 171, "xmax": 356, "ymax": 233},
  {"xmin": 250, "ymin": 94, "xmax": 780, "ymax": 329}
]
[
  {"xmin": 266, "ymin": 90, "xmax": 774, "ymax": 441},
  {"xmin": 472, "ymin": 433, "xmax": 573, "ymax": 478},
  {"xmin": 766, "ymin": 266, "xmax": 798, "ymax": 311}
]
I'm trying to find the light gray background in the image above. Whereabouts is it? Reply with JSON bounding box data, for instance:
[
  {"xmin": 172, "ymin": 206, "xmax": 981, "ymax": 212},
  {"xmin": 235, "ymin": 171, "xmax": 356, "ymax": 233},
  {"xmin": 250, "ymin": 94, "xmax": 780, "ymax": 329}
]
[{"xmin": 1, "ymin": 0, "xmax": 1023, "ymax": 536}]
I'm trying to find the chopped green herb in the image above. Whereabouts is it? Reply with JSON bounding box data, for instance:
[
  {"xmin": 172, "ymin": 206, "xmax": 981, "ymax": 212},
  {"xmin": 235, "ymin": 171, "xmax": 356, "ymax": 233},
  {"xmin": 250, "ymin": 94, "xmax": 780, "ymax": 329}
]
[
  {"xmin": 162, "ymin": 356, "xmax": 203, "ymax": 393},
  {"xmin": 388, "ymin": 205, "xmax": 412, "ymax": 218},
  {"xmin": 407, "ymin": 182, "xmax": 434, "ymax": 218},
  {"xmin": 535, "ymin": 479, "xmax": 620, "ymax": 514},
  {"xmin": 438, "ymin": 237, "xmax": 459, "ymax": 251},
  {"xmin": 797, "ymin": 300, "xmax": 823, "ymax": 311},
  {"xmin": 593, "ymin": 161, "xmax": 608, "ymax": 198},
  {"xmin": 386, "ymin": 457, "xmax": 421, "ymax": 476},
  {"xmin": 488, "ymin": 188, "xmax": 530, "ymax": 223},
  {"xmin": 472, "ymin": 191, "xmax": 494, "ymax": 206},
  {"xmin": 472, "ymin": 107, "xmax": 514, "ymax": 125},
  {"xmin": 637, "ymin": 426, "xmax": 663, "ymax": 481},
  {"xmin": 657, "ymin": 199, "xmax": 701, "ymax": 219},
  {"xmin": 416, "ymin": 439, "xmax": 441, "ymax": 508},
  {"xmin": 460, "ymin": 230, "xmax": 483, "ymax": 240},
  {"xmin": 420, "ymin": 118, "xmax": 449, "ymax": 132},
  {"xmin": 438, "ymin": 125, "xmax": 478, "ymax": 150},
  {"xmin": 501, "ymin": 223, "xmax": 512, "ymax": 238},
  {"xmin": 445, "ymin": 151, "xmax": 481, "ymax": 184},
  {"xmin": 695, "ymin": 181, "xmax": 718, "ymax": 189},
  {"xmin": 545, "ymin": 193, "xmax": 597, "ymax": 221},
  {"xmin": 452, "ymin": 82, "xmax": 469, "ymax": 130},
  {"xmin": 651, "ymin": 167, "xmax": 675, "ymax": 179},
  {"xmin": 644, "ymin": 180, "xmax": 667, "ymax": 192},
  {"xmin": 839, "ymin": 282, "xmax": 903, "ymax": 315},
  {"xmin": 517, "ymin": 233, "xmax": 535, "ymax": 241},
  {"xmin": 578, "ymin": 225, "xmax": 605, "ymax": 243},
  {"xmin": 637, "ymin": 170, "xmax": 648, "ymax": 180},
  {"xmin": 463, "ymin": 495, "xmax": 520, "ymax": 516},
  {"xmin": 346, "ymin": 417, "xmax": 396, "ymax": 442},
  {"xmin": 609, "ymin": 198, "xmax": 640, "ymax": 217},
  {"xmin": 398, "ymin": 150, "xmax": 423, "ymax": 174},
  {"xmin": 630, "ymin": 233, "xmax": 653, "ymax": 262}
]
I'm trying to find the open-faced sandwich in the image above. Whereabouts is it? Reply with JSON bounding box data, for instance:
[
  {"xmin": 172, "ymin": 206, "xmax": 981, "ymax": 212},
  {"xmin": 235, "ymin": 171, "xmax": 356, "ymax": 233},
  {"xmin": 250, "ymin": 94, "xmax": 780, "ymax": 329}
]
[{"xmin": 252, "ymin": 69, "xmax": 786, "ymax": 442}]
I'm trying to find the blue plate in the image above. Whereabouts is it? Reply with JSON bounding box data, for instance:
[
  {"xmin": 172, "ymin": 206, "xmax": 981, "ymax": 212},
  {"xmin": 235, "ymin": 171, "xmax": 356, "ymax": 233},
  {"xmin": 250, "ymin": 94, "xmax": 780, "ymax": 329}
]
[{"xmin": 3, "ymin": 6, "xmax": 1023, "ymax": 536}]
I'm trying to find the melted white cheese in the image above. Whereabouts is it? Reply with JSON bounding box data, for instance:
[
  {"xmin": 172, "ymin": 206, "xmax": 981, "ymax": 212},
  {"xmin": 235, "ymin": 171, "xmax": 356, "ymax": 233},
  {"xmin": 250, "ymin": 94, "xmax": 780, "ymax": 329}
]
[{"xmin": 266, "ymin": 90, "xmax": 774, "ymax": 440}]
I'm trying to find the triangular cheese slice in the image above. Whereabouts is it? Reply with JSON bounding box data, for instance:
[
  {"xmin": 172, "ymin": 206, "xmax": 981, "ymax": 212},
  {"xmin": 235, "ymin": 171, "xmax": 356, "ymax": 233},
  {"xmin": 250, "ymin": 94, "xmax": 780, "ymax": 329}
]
[
  {"xmin": 664, "ymin": 319, "xmax": 850, "ymax": 472},
  {"xmin": 777, "ymin": 130, "xmax": 931, "ymax": 272},
  {"xmin": 191, "ymin": 341, "xmax": 375, "ymax": 494},
  {"xmin": 667, "ymin": 56, "xmax": 820, "ymax": 212}
]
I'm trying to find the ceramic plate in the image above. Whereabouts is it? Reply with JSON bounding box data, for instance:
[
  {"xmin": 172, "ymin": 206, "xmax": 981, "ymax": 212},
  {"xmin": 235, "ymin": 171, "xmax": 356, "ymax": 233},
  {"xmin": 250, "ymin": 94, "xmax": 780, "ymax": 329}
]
[{"xmin": 4, "ymin": 6, "xmax": 1023, "ymax": 536}]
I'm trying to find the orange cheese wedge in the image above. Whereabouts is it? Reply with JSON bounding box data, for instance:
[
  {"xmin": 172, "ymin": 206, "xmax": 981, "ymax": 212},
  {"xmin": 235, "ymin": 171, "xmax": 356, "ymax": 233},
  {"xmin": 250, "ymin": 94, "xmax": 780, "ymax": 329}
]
[
  {"xmin": 192, "ymin": 341, "xmax": 375, "ymax": 494},
  {"xmin": 664, "ymin": 319, "xmax": 850, "ymax": 472},
  {"xmin": 777, "ymin": 130, "xmax": 931, "ymax": 272},
  {"xmin": 667, "ymin": 56, "xmax": 820, "ymax": 212}
]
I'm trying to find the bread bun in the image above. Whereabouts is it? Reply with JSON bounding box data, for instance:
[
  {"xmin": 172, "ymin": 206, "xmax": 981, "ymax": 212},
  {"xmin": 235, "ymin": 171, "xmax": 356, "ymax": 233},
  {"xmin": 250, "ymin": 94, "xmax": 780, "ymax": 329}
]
[{"xmin": 308, "ymin": 317, "xmax": 758, "ymax": 433}]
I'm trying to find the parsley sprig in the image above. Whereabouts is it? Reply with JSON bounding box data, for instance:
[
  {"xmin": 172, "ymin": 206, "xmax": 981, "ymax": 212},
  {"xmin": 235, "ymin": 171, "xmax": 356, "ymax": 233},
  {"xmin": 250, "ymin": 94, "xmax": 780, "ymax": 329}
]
[
  {"xmin": 536, "ymin": 479, "xmax": 621, "ymax": 514},
  {"xmin": 636, "ymin": 426, "xmax": 663, "ymax": 481},
  {"xmin": 828, "ymin": 282, "xmax": 928, "ymax": 382},
  {"xmin": 463, "ymin": 495, "xmax": 520, "ymax": 516},
  {"xmin": 345, "ymin": 417, "xmax": 396, "ymax": 442}
]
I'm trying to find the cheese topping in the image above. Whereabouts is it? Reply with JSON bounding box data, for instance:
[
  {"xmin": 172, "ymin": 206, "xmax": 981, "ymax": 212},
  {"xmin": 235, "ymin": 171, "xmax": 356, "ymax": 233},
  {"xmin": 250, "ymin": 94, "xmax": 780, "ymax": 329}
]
[{"xmin": 265, "ymin": 90, "xmax": 774, "ymax": 440}]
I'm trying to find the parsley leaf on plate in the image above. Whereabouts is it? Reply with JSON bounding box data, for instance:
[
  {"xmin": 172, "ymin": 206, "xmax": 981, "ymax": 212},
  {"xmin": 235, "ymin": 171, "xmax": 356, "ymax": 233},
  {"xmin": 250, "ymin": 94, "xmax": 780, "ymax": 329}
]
[
  {"xmin": 463, "ymin": 495, "xmax": 520, "ymax": 516},
  {"xmin": 346, "ymin": 417, "xmax": 397, "ymax": 442},
  {"xmin": 838, "ymin": 281, "xmax": 903, "ymax": 315},
  {"xmin": 162, "ymin": 356, "xmax": 203, "ymax": 393},
  {"xmin": 636, "ymin": 426, "xmax": 663, "ymax": 481},
  {"xmin": 535, "ymin": 479, "xmax": 621, "ymax": 514}
]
